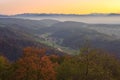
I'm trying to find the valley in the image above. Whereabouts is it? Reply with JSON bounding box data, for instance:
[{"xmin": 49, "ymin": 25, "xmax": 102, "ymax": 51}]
[
  {"xmin": 37, "ymin": 33, "xmax": 79, "ymax": 55},
  {"xmin": 1, "ymin": 0, "xmax": 120, "ymax": 79},
  {"xmin": 0, "ymin": 17, "xmax": 120, "ymax": 60}
]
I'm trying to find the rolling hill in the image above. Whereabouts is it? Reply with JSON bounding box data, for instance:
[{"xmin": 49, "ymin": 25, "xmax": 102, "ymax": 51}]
[
  {"xmin": 0, "ymin": 18, "xmax": 63, "ymax": 61},
  {"xmin": 1, "ymin": 18, "xmax": 120, "ymax": 59},
  {"xmin": 37, "ymin": 21, "xmax": 120, "ymax": 57}
]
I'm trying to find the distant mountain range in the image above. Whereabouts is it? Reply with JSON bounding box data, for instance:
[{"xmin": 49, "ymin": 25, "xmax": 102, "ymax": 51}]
[
  {"xmin": 1, "ymin": 13, "xmax": 120, "ymax": 17},
  {"xmin": 0, "ymin": 14, "xmax": 9, "ymax": 17},
  {"xmin": 12, "ymin": 13, "xmax": 120, "ymax": 17}
]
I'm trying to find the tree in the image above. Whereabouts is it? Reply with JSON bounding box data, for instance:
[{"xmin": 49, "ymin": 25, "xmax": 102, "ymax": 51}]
[
  {"xmin": 57, "ymin": 47, "xmax": 120, "ymax": 80},
  {"xmin": 0, "ymin": 55, "xmax": 9, "ymax": 80},
  {"xmin": 57, "ymin": 55, "xmax": 86, "ymax": 80},
  {"xmin": 79, "ymin": 48, "xmax": 120, "ymax": 80},
  {"xmin": 13, "ymin": 47, "xmax": 56, "ymax": 80}
]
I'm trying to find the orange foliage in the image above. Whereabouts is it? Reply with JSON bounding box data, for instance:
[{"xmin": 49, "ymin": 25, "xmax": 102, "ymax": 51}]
[{"xmin": 14, "ymin": 47, "xmax": 56, "ymax": 80}]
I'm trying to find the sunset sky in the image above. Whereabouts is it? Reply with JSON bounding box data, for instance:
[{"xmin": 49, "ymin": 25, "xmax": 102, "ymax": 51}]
[{"xmin": 0, "ymin": 0, "xmax": 120, "ymax": 15}]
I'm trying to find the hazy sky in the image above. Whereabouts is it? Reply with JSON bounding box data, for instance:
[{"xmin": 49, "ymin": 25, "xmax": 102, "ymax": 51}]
[{"xmin": 0, "ymin": 0, "xmax": 120, "ymax": 15}]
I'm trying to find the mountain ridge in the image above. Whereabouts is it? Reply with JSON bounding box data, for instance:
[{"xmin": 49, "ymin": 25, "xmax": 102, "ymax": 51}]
[{"xmin": 1, "ymin": 13, "xmax": 120, "ymax": 17}]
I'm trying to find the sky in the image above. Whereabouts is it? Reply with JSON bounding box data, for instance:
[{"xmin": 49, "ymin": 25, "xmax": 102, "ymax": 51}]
[{"xmin": 0, "ymin": 0, "xmax": 120, "ymax": 15}]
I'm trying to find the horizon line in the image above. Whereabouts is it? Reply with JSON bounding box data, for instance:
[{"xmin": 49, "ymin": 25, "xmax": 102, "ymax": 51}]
[{"xmin": 0, "ymin": 12, "xmax": 120, "ymax": 16}]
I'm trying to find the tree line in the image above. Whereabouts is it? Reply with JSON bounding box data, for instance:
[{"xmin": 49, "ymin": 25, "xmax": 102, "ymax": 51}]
[{"xmin": 0, "ymin": 47, "xmax": 120, "ymax": 80}]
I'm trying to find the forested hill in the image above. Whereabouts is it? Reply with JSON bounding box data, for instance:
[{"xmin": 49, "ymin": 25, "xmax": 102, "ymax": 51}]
[
  {"xmin": 1, "ymin": 18, "xmax": 120, "ymax": 60},
  {"xmin": 0, "ymin": 19, "xmax": 63, "ymax": 61},
  {"xmin": 0, "ymin": 47, "xmax": 120, "ymax": 80}
]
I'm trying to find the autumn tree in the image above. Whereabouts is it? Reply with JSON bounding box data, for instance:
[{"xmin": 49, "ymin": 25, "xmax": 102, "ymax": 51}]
[{"xmin": 12, "ymin": 47, "xmax": 56, "ymax": 80}]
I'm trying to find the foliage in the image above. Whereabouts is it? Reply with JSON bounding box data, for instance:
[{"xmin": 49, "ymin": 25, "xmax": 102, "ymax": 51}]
[
  {"xmin": 0, "ymin": 56, "xmax": 10, "ymax": 80},
  {"xmin": 57, "ymin": 47, "xmax": 120, "ymax": 80},
  {"xmin": 0, "ymin": 47, "xmax": 120, "ymax": 80},
  {"xmin": 12, "ymin": 47, "xmax": 56, "ymax": 80}
]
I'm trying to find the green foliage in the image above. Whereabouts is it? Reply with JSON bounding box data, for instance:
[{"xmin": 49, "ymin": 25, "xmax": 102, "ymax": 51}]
[
  {"xmin": 0, "ymin": 47, "xmax": 120, "ymax": 80},
  {"xmin": 57, "ymin": 47, "xmax": 120, "ymax": 80},
  {"xmin": 0, "ymin": 56, "xmax": 10, "ymax": 80},
  {"xmin": 57, "ymin": 56, "xmax": 87, "ymax": 80}
]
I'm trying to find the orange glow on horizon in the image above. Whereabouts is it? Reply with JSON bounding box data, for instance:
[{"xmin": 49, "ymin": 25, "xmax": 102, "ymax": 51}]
[{"xmin": 0, "ymin": 0, "xmax": 120, "ymax": 15}]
